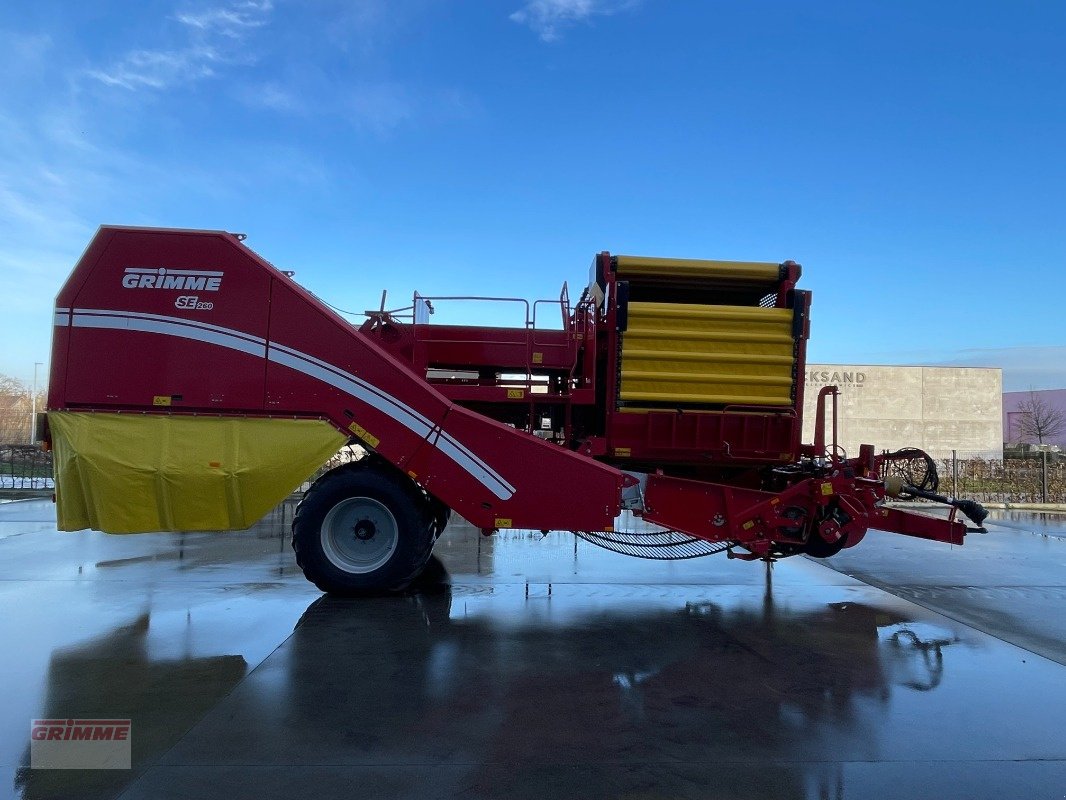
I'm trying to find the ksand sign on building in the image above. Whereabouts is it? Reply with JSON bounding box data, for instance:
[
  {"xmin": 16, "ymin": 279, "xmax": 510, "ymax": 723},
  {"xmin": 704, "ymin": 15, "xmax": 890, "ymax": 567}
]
[{"xmin": 806, "ymin": 370, "xmax": 867, "ymax": 388}]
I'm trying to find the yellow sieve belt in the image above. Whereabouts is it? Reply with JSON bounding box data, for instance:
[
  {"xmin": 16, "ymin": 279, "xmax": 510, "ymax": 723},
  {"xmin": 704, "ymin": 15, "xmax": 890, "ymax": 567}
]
[{"xmin": 620, "ymin": 302, "xmax": 796, "ymax": 406}]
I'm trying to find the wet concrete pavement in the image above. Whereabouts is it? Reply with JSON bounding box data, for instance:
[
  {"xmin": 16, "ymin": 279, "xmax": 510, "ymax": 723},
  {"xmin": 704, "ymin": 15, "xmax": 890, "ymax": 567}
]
[
  {"xmin": 824, "ymin": 510, "xmax": 1066, "ymax": 666},
  {"xmin": 1, "ymin": 499, "xmax": 1064, "ymax": 799}
]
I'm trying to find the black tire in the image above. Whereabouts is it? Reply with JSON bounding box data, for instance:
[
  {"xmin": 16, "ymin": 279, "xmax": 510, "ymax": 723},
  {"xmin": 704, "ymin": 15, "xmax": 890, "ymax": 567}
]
[
  {"xmin": 428, "ymin": 494, "xmax": 452, "ymax": 538},
  {"xmin": 804, "ymin": 502, "xmax": 850, "ymax": 559},
  {"xmin": 292, "ymin": 461, "xmax": 435, "ymax": 595},
  {"xmin": 804, "ymin": 533, "xmax": 846, "ymax": 559}
]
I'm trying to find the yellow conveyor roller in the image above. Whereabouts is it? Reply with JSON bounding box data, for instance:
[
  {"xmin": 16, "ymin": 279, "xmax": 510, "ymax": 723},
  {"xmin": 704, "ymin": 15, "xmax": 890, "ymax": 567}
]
[{"xmin": 614, "ymin": 256, "xmax": 782, "ymax": 282}]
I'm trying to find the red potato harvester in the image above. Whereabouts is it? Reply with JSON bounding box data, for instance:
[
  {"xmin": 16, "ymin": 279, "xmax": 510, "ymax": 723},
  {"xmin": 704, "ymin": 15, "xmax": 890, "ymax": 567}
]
[{"xmin": 45, "ymin": 227, "xmax": 988, "ymax": 594}]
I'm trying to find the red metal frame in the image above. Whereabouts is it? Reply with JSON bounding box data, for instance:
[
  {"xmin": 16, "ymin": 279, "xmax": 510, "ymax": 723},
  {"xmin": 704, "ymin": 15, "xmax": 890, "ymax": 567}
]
[{"xmin": 48, "ymin": 227, "xmax": 976, "ymax": 557}]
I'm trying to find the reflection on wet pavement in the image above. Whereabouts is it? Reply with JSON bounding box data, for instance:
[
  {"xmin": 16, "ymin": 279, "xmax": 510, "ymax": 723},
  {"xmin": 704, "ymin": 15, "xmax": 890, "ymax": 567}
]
[
  {"xmin": 825, "ymin": 508, "xmax": 1066, "ymax": 665},
  {"xmin": 982, "ymin": 509, "xmax": 1066, "ymax": 539},
  {"xmin": 0, "ymin": 501, "xmax": 319, "ymax": 800},
  {"xmin": 1, "ymin": 500, "xmax": 1064, "ymax": 799}
]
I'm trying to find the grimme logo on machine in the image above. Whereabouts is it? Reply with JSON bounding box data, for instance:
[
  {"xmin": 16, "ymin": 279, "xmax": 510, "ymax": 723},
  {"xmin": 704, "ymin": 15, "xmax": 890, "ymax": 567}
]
[
  {"xmin": 122, "ymin": 267, "xmax": 221, "ymax": 311},
  {"xmin": 121, "ymin": 267, "xmax": 223, "ymax": 291}
]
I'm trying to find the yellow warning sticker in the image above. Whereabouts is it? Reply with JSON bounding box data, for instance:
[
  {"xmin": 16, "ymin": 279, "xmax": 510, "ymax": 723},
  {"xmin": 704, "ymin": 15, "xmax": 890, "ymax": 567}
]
[
  {"xmin": 348, "ymin": 422, "xmax": 380, "ymax": 448},
  {"xmin": 507, "ymin": 389, "xmax": 525, "ymax": 399},
  {"xmin": 821, "ymin": 482, "xmax": 833, "ymax": 496},
  {"xmin": 494, "ymin": 517, "xmax": 512, "ymax": 528},
  {"xmin": 532, "ymin": 352, "xmax": 543, "ymax": 364},
  {"xmin": 742, "ymin": 520, "xmax": 755, "ymax": 530},
  {"xmin": 613, "ymin": 447, "xmax": 631, "ymax": 457},
  {"xmin": 152, "ymin": 395, "xmax": 172, "ymax": 406}
]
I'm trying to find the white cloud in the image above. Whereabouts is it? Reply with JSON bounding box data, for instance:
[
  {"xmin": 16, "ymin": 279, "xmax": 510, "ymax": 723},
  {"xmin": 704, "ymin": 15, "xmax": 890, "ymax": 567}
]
[
  {"xmin": 87, "ymin": 46, "xmax": 223, "ymax": 90},
  {"xmin": 510, "ymin": 0, "xmax": 637, "ymax": 42},
  {"xmin": 175, "ymin": 0, "xmax": 273, "ymax": 36},
  {"xmin": 0, "ymin": 2, "xmax": 480, "ymax": 378},
  {"xmin": 87, "ymin": 1, "xmax": 272, "ymax": 91}
]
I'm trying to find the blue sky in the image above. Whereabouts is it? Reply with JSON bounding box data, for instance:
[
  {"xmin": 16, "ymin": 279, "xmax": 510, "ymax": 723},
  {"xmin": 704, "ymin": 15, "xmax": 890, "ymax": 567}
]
[{"xmin": 1, "ymin": 0, "xmax": 1063, "ymax": 390}]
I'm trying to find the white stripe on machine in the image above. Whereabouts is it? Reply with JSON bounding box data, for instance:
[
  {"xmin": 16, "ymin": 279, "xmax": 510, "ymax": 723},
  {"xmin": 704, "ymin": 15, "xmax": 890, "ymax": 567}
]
[{"xmin": 64, "ymin": 308, "xmax": 515, "ymax": 500}]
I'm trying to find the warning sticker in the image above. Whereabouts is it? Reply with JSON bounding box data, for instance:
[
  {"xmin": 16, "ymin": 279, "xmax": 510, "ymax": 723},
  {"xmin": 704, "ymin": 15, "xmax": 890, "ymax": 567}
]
[{"xmin": 348, "ymin": 422, "xmax": 381, "ymax": 448}]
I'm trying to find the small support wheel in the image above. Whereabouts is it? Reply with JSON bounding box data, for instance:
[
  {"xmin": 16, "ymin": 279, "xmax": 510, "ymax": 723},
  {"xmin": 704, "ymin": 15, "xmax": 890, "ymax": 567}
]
[
  {"xmin": 803, "ymin": 532, "xmax": 847, "ymax": 559},
  {"xmin": 804, "ymin": 502, "xmax": 850, "ymax": 559},
  {"xmin": 292, "ymin": 461, "xmax": 436, "ymax": 595}
]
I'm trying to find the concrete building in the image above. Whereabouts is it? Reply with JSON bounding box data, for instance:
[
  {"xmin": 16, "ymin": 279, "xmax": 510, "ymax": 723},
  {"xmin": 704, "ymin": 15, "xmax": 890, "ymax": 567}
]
[
  {"xmin": 1003, "ymin": 388, "xmax": 1066, "ymax": 449},
  {"xmin": 800, "ymin": 365, "xmax": 1002, "ymax": 459}
]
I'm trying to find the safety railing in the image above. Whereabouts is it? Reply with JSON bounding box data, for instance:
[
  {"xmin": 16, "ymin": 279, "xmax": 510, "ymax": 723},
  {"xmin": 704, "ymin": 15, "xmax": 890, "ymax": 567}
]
[
  {"xmin": 410, "ymin": 285, "xmax": 578, "ymax": 383},
  {"xmin": 936, "ymin": 450, "xmax": 1065, "ymax": 504}
]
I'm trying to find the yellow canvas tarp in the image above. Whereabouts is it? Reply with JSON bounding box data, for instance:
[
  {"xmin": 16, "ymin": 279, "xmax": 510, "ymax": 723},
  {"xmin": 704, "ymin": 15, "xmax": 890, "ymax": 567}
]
[{"xmin": 49, "ymin": 412, "xmax": 346, "ymax": 533}]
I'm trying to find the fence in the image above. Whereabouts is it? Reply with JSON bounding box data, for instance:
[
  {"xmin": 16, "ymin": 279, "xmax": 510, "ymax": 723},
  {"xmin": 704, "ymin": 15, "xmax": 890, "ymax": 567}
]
[
  {"xmin": 2, "ymin": 442, "xmax": 1062, "ymax": 505},
  {"xmin": 935, "ymin": 450, "xmax": 1065, "ymax": 504},
  {"xmin": 0, "ymin": 443, "xmax": 365, "ymax": 497},
  {"xmin": 0, "ymin": 444, "xmax": 54, "ymax": 492}
]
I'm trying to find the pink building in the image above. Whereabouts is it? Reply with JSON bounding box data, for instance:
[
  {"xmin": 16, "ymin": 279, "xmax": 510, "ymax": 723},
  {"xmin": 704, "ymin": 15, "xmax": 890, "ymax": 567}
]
[{"xmin": 1002, "ymin": 388, "xmax": 1066, "ymax": 448}]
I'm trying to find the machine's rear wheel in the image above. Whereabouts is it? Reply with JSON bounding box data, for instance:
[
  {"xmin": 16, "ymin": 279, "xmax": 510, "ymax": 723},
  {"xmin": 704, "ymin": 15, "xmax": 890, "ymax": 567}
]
[
  {"xmin": 292, "ymin": 461, "xmax": 436, "ymax": 595},
  {"xmin": 429, "ymin": 495, "xmax": 451, "ymax": 537}
]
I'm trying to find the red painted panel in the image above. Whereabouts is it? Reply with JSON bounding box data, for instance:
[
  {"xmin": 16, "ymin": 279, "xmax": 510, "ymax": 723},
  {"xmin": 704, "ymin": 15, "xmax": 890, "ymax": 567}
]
[
  {"xmin": 405, "ymin": 405, "xmax": 623, "ymax": 530},
  {"xmin": 413, "ymin": 324, "xmax": 573, "ymax": 371},
  {"xmin": 57, "ymin": 227, "xmax": 271, "ymax": 411},
  {"xmin": 608, "ymin": 409, "xmax": 798, "ymax": 464},
  {"xmin": 64, "ymin": 327, "xmax": 268, "ymax": 411}
]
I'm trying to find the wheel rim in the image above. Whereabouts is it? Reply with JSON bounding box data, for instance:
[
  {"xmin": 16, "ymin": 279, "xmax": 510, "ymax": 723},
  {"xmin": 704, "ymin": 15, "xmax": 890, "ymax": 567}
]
[{"xmin": 320, "ymin": 497, "xmax": 399, "ymax": 574}]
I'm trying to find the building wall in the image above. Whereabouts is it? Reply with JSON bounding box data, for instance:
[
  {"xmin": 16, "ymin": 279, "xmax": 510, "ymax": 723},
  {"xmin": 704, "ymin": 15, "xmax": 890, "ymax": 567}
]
[
  {"xmin": 800, "ymin": 365, "xmax": 1002, "ymax": 459},
  {"xmin": 1003, "ymin": 388, "xmax": 1066, "ymax": 448}
]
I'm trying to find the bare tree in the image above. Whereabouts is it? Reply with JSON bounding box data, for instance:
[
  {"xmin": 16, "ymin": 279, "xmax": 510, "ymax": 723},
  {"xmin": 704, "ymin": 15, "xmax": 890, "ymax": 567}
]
[
  {"xmin": 1015, "ymin": 390, "xmax": 1066, "ymax": 445},
  {"xmin": 0, "ymin": 375, "xmax": 29, "ymax": 443},
  {"xmin": 0, "ymin": 374, "xmax": 46, "ymax": 444}
]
